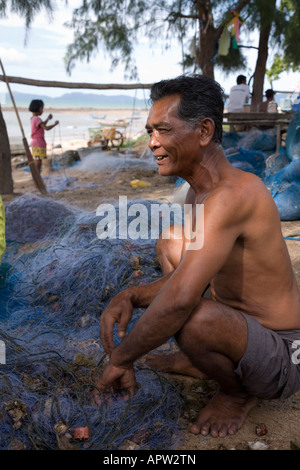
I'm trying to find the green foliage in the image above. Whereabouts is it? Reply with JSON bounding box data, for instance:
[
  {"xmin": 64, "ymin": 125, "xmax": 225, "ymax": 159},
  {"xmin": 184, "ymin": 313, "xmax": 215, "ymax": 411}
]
[
  {"xmin": 266, "ymin": 54, "xmax": 286, "ymax": 82},
  {"xmin": 281, "ymin": 0, "xmax": 300, "ymax": 68},
  {"xmin": 214, "ymin": 43, "xmax": 247, "ymax": 75},
  {"xmin": 265, "ymin": 0, "xmax": 300, "ymax": 81},
  {"xmin": 0, "ymin": 0, "xmax": 55, "ymax": 28},
  {"xmin": 2, "ymin": 0, "xmax": 300, "ymax": 88},
  {"xmin": 64, "ymin": 0, "xmax": 171, "ymax": 79},
  {"xmin": 63, "ymin": 0, "xmax": 253, "ymax": 78}
]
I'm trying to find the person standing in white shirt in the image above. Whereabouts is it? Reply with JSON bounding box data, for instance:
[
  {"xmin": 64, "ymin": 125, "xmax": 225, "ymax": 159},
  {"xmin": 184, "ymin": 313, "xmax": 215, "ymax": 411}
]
[{"xmin": 227, "ymin": 75, "xmax": 250, "ymax": 112}]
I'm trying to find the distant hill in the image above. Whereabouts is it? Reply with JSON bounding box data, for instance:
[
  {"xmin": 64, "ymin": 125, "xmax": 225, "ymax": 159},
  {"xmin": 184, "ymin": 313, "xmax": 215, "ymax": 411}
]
[{"xmin": 3, "ymin": 91, "xmax": 149, "ymax": 109}]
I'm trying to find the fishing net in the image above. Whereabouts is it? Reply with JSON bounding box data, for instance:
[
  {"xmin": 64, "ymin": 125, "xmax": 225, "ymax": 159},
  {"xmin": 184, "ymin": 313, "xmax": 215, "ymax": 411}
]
[
  {"xmin": 263, "ymin": 157, "xmax": 300, "ymax": 220},
  {"xmin": 238, "ymin": 129, "xmax": 276, "ymax": 153},
  {"xmin": 222, "ymin": 129, "xmax": 276, "ymax": 154},
  {"xmin": 260, "ymin": 113, "xmax": 300, "ymax": 220},
  {"xmin": 227, "ymin": 148, "xmax": 266, "ymax": 177},
  {"xmin": 272, "ymin": 183, "xmax": 300, "ymax": 221},
  {"xmin": 222, "ymin": 114, "xmax": 300, "ymax": 220},
  {"xmin": 222, "ymin": 129, "xmax": 272, "ymax": 178},
  {"xmin": 285, "ymin": 111, "xmax": 300, "ymax": 161},
  {"xmin": 0, "ymin": 195, "xmax": 184, "ymax": 450}
]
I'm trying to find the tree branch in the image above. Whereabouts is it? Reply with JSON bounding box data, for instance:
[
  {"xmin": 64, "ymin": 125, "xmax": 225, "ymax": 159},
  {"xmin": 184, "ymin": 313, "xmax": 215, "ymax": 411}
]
[{"xmin": 0, "ymin": 75, "xmax": 152, "ymax": 90}]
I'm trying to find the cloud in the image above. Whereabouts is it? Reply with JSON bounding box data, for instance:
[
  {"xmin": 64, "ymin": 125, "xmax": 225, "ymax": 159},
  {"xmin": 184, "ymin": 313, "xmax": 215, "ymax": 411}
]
[{"xmin": 0, "ymin": 47, "xmax": 27, "ymax": 65}]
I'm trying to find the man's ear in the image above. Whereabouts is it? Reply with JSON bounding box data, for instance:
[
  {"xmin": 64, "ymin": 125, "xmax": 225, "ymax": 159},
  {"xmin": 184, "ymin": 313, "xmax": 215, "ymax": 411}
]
[{"xmin": 198, "ymin": 118, "xmax": 215, "ymax": 146}]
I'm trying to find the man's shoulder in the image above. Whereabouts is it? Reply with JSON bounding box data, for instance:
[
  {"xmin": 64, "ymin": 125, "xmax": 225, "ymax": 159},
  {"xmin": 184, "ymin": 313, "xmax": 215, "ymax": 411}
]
[
  {"xmin": 184, "ymin": 170, "xmax": 269, "ymax": 210},
  {"xmin": 205, "ymin": 171, "xmax": 269, "ymax": 217},
  {"xmin": 229, "ymin": 85, "xmax": 239, "ymax": 93}
]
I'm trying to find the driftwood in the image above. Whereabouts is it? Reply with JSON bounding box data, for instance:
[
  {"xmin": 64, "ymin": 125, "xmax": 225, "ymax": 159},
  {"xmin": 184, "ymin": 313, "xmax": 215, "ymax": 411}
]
[{"xmin": 0, "ymin": 75, "xmax": 152, "ymax": 90}]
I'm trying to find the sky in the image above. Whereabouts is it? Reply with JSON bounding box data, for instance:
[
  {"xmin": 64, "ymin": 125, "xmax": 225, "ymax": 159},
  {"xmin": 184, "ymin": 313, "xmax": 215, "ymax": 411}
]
[{"xmin": 0, "ymin": 0, "xmax": 299, "ymax": 104}]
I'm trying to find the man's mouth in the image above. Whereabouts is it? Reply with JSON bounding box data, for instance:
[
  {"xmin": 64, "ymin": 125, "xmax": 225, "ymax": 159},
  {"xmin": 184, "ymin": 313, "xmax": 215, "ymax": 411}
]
[{"xmin": 156, "ymin": 155, "xmax": 168, "ymax": 161}]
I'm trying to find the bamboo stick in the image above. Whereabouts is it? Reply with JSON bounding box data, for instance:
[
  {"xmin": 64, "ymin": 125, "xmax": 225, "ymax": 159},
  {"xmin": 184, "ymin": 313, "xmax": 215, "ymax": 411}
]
[
  {"xmin": 0, "ymin": 59, "xmax": 47, "ymax": 195},
  {"xmin": 0, "ymin": 74, "xmax": 152, "ymax": 90}
]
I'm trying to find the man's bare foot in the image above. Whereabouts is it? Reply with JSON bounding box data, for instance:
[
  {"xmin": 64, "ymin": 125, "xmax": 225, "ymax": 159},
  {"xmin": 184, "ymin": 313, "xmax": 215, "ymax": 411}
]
[
  {"xmin": 140, "ymin": 351, "xmax": 208, "ymax": 379},
  {"xmin": 190, "ymin": 390, "xmax": 257, "ymax": 438}
]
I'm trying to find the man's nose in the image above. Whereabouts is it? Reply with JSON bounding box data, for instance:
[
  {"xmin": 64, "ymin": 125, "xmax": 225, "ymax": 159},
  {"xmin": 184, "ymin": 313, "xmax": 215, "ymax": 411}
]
[{"xmin": 148, "ymin": 131, "xmax": 161, "ymax": 151}]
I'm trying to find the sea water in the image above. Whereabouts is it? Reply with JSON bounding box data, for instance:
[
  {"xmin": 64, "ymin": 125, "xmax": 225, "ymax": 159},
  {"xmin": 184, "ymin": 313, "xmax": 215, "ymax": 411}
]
[{"xmin": 1, "ymin": 108, "xmax": 147, "ymax": 148}]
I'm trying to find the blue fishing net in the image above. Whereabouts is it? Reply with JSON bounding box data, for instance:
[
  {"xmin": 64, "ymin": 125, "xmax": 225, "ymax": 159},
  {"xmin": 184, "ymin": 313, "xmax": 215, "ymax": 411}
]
[
  {"xmin": 223, "ymin": 129, "xmax": 276, "ymax": 154},
  {"xmin": 222, "ymin": 113, "xmax": 300, "ymax": 220},
  {"xmin": 285, "ymin": 111, "xmax": 300, "ymax": 160},
  {"xmin": 238, "ymin": 129, "xmax": 276, "ymax": 153},
  {"xmin": 273, "ymin": 183, "xmax": 300, "ymax": 221},
  {"xmin": 222, "ymin": 131, "xmax": 241, "ymax": 150},
  {"xmin": 0, "ymin": 195, "xmax": 184, "ymax": 450},
  {"xmin": 264, "ymin": 150, "xmax": 291, "ymax": 176},
  {"xmin": 264, "ymin": 158, "xmax": 300, "ymax": 191},
  {"xmin": 222, "ymin": 129, "xmax": 272, "ymax": 178},
  {"xmin": 227, "ymin": 148, "xmax": 266, "ymax": 177},
  {"xmin": 263, "ymin": 157, "xmax": 300, "ymax": 220}
]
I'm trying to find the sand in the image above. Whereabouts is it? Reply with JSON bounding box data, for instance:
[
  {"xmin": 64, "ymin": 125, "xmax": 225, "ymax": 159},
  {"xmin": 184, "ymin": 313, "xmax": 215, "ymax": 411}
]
[{"xmin": 2, "ymin": 118, "xmax": 300, "ymax": 451}]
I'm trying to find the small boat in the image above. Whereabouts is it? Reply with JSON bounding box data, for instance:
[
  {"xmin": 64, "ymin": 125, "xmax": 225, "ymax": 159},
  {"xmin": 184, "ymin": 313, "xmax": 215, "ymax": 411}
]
[
  {"xmin": 96, "ymin": 119, "xmax": 129, "ymax": 128},
  {"xmin": 90, "ymin": 113, "xmax": 107, "ymax": 119}
]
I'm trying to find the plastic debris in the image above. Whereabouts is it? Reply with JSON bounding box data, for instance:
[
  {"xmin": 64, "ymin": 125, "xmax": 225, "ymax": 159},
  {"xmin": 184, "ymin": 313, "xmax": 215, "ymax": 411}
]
[
  {"xmin": 248, "ymin": 440, "xmax": 269, "ymax": 450},
  {"xmin": 130, "ymin": 179, "xmax": 151, "ymax": 188},
  {"xmin": 74, "ymin": 427, "xmax": 90, "ymax": 441}
]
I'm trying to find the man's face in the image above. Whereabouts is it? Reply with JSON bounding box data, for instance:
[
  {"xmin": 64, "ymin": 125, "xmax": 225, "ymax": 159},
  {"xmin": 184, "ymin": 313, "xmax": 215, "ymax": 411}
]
[{"xmin": 145, "ymin": 94, "xmax": 201, "ymax": 177}]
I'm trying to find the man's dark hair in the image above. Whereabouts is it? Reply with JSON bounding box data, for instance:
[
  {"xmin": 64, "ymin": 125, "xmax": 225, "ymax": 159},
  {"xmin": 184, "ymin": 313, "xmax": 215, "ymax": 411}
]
[
  {"xmin": 29, "ymin": 99, "xmax": 44, "ymax": 113},
  {"xmin": 236, "ymin": 75, "xmax": 247, "ymax": 85},
  {"xmin": 265, "ymin": 89, "xmax": 275, "ymax": 99},
  {"xmin": 150, "ymin": 74, "xmax": 225, "ymax": 144}
]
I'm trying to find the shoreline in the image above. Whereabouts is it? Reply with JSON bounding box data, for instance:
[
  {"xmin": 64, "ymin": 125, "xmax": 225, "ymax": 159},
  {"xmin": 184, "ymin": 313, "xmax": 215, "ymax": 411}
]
[
  {"xmin": 2, "ymin": 106, "xmax": 149, "ymax": 113},
  {"xmin": 4, "ymin": 107, "xmax": 150, "ymax": 153}
]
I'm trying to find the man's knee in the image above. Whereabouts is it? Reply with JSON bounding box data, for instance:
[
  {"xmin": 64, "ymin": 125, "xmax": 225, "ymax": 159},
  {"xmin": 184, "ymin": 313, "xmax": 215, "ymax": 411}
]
[
  {"xmin": 175, "ymin": 299, "xmax": 248, "ymax": 359},
  {"xmin": 156, "ymin": 224, "xmax": 184, "ymax": 250},
  {"xmin": 175, "ymin": 299, "xmax": 220, "ymax": 345}
]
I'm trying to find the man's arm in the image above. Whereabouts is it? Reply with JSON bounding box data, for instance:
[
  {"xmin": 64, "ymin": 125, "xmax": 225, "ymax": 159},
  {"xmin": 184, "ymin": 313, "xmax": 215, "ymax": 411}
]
[
  {"xmin": 107, "ymin": 189, "xmax": 246, "ymax": 368},
  {"xmin": 100, "ymin": 272, "xmax": 173, "ymax": 354}
]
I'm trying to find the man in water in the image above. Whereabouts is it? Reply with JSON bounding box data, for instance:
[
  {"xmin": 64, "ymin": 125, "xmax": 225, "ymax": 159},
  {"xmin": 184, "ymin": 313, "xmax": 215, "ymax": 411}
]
[{"xmin": 94, "ymin": 75, "xmax": 300, "ymax": 438}]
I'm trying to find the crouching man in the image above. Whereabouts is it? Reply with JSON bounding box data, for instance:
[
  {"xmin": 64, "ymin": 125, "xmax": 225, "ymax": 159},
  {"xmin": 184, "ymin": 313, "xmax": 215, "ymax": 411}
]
[{"xmin": 94, "ymin": 74, "xmax": 300, "ymax": 438}]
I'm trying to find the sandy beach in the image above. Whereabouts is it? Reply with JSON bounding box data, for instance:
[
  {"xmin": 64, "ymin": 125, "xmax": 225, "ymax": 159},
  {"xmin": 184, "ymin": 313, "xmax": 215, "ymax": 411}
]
[
  {"xmin": 3, "ymin": 106, "xmax": 151, "ymax": 153},
  {"xmin": 1, "ymin": 109, "xmax": 300, "ymax": 451}
]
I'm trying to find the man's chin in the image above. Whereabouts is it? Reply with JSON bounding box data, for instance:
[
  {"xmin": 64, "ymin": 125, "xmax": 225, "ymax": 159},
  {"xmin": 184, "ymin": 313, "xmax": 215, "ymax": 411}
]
[{"xmin": 157, "ymin": 166, "xmax": 177, "ymax": 177}]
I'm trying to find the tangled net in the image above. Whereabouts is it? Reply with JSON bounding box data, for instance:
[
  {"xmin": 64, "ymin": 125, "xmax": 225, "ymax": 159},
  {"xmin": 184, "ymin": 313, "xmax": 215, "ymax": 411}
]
[{"xmin": 0, "ymin": 195, "xmax": 183, "ymax": 450}]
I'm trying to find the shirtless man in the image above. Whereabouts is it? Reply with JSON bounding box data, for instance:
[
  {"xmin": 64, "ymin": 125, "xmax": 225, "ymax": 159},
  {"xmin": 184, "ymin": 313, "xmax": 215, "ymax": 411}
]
[{"xmin": 94, "ymin": 75, "xmax": 300, "ymax": 438}]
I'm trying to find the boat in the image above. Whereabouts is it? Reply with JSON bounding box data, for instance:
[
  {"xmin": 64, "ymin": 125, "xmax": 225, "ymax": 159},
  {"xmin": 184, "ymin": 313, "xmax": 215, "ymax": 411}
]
[{"xmin": 90, "ymin": 113, "xmax": 107, "ymax": 119}]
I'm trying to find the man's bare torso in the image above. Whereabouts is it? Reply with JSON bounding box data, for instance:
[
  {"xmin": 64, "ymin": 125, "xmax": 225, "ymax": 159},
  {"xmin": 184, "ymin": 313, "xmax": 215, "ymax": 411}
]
[{"xmin": 184, "ymin": 167, "xmax": 300, "ymax": 331}]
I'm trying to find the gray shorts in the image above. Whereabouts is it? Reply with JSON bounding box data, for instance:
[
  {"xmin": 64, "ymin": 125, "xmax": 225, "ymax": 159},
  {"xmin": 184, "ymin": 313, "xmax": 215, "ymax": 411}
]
[{"xmin": 234, "ymin": 313, "xmax": 300, "ymax": 400}]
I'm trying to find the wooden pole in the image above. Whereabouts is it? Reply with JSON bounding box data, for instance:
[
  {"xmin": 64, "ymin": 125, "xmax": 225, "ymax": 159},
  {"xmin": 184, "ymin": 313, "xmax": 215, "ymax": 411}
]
[
  {"xmin": 0, "ymin": 74, "xmax": 152, "ymax": 91},
  {"xmin": 0, "ymin": 59, "xmax": 47, "ymax": 195}
]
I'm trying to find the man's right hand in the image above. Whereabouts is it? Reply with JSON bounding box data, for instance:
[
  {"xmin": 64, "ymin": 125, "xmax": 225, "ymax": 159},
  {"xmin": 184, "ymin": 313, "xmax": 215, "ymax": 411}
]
[
  {"xmin": 100, "ymin": 291, "xmax": 134, "ymax": 355},
  {"xmin": 93, "ymin": 362, "xmax": 137, "ymax": 405}
]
